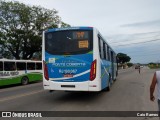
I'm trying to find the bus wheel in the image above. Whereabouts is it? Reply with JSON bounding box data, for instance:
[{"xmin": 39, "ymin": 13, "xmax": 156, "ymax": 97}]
[
  {"xmin": 21, "ymin": 77, "xmax": 29, "ymax": 85},
  {"xmin": 116, "ymin": 71, "xmax": 118, "ymax": 76}
]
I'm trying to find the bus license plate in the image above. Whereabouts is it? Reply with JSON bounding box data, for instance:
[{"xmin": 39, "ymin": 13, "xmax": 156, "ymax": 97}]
[{"xmin": 64, "ymin": 74, "xmax": 73, "ymax": 77}]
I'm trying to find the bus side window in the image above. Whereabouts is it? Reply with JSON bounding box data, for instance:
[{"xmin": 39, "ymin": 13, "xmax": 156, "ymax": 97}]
[
  {"xmin": 110, "ymin": 50, "xmax": 112, "ymax": 62},
  {"xmin": 105, "ymin": 44, "xmax": 108, "ymax": 60},
  {"xmin": 27, "ymin": 62, "xmax": 35, "ymax": 70},
  {"xmin": 103, "ymin": 42, "xmax": 106, "ymax": 60},
  {"xmin": 100, "ymin": 39, "xmax": 104, "ymax": 59},
  {"xmin": 98, "ymin": 36, "xmax": 105, "ymax": 59},
  {"xmin": 16, "ymin": 62, "xmax": 26, "ymax": 70},
  {"xmin": 36, "ymin": 63, "xmax": 42, "ymax": 70},
  {"xmin": 107, "ymin": 46, "xmax": 110, "ymax": 61},
  {"xmin": 114, "ymin": 54, "xmax": 116, "ymax": 63},
  {"xmin": 98, "ymin": 37, "xmax": 102, "ymax": 58},
  {"xmin": 4, "ymin": 62, "xmax": 16, "ymax": 71},
  {"xmin": 0, "ymin": 62, "xmax": 3, "ymax": 71}
]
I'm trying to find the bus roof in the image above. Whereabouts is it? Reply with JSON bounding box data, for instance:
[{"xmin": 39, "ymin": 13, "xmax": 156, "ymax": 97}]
[
  {"xmin": 46, "ymin": 26, "xmax": 93, "ymax": 33},
  {"xmin": 0, "ymin": 59, "xmax": 42, "ymax": 63}
]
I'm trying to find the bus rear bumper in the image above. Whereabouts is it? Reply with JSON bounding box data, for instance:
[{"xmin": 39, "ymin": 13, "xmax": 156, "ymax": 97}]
[{"xmin": 43, "ymin": 81, "xmax": 100, "ymax": 91}]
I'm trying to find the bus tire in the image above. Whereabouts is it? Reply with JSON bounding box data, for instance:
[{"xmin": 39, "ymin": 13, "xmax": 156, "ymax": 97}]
[
  {"xmin": 116, "ymin": 70, "xmax": 118, "ymax": 76},
  {"xmin": 21, "ymin": 76, "xmax": 29, "ymax": 85},
  {"xmin": 103, "ymin": 75, "xmax": 111, "ymax": 92}
]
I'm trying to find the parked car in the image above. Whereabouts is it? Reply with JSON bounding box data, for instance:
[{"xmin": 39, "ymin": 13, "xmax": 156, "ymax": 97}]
[{"xmin": 135, "ymin": 65, "xmax": 140, "ymax": 69}]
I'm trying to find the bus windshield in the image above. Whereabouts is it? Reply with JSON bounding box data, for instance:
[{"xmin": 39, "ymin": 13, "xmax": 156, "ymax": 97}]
[{"xmin": 45, "ymin": 30, "xmax": 93, "ymax": 55}]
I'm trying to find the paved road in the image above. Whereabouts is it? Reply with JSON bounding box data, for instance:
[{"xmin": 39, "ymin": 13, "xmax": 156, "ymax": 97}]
[{"xmin": 0, "ymin": 67, "xmax": 159, "ymax": 120}]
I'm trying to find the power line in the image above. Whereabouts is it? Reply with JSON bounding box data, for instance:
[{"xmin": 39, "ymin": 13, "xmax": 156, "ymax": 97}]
[
  {"xmin": 130, "ymin": 54, "xmax": 160, "ymax": 62},
  {"xmin": 131, "ymin": 56, "xmax": 160, "ymax": 62},
  {"xmin": 109, "ymin": 35, "xmax": 160, "ymax": 44},
  {"xmin": 130, "ymin": 53, "xmax": 160, "ymax": 57},
  {"xmin": 116, "ymin": 48, "xmax": 160, "ymax": 54},
  {"xmin": 112, "ymin": 39, "xmax": 160, "ymax": 47}
]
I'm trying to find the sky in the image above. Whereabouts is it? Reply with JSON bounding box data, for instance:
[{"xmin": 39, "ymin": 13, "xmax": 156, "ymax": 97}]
[{"xmin": 16, "ymin": 0, "xmax": 160, "ymax": 63}]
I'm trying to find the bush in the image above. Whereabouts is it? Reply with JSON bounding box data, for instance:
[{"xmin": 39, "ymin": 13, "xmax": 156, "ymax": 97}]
[{"xmin": 127, "ymin": 63, "xmax": 133, "ymax": 67}]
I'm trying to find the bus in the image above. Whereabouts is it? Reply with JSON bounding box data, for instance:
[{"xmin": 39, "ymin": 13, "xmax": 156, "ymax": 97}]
[
  {"xmin": 0, "ymin": 59, "xmax": 42, "ymax": 86},
  {"xmin": 43, "ymin": 27, "xmax": 118, "ymax": 92}
]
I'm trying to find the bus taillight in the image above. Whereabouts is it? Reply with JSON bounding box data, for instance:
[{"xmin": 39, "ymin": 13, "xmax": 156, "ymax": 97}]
[
  {"xmin": 43, "ymin": 60, "xmax": 49, "ymax": 80},
  {"xmin": 90, "ymin": 59, "xmax": 97, "ymax": 81}
]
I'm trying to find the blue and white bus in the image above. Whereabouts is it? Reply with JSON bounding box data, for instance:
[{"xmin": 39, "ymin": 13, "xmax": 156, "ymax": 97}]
[{"xmin": 42, "ymin": 27, "xmax": 118, "ymax": 92}]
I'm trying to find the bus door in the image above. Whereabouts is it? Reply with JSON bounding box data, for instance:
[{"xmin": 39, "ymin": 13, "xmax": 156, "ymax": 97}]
[{"xmin": 111, "ymin": 51, "xmax": 114, "ymax": 80}]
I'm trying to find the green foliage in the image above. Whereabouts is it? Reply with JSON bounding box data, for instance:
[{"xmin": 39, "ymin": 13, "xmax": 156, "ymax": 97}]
[
  {"xmin": 148, "ymin": 63, "xmax": 160, "ymax": 69},
  {"xmin": 127, "ymin": 62, "xmax": 133, "ymax": 67},
  {"xmin": 0, "ymin": 0, "xmax": 69, "ymax": 59},
  {"xmin": 61, "ymin": 22, "xmax": 71, "ymax": 28},
  {"xmin": 148, "ymin": 62, "xmax": 156, "ymax": 65},
  {"xmin": 117, "ymin": 53, "xmax": 131, "ymax": 64}
]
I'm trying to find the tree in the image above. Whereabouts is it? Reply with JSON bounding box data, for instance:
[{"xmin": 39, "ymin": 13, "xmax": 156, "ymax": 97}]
[
  {"xmin": 127, "ymin": 62, "xmax": 133, "ymax": 67},
  {"xmin": 117, "ymin": 53, "xmax": 131, "ymax": 64},
  {"xmin": 0, "ymin": 47, "xmax": 13, "ymax": 59},
  {"xmin": 0, "ymin": 0, "xmax": 69, "ymax": 59},
  {"xmin": 61, "ymin": 22, "xmax": 71, "ymax": 28}
]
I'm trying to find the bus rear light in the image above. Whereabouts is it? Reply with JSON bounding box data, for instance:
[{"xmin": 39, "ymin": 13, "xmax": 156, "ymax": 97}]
[
  {"xmin": 43, "ymin": 60, "xmax": 49, "ymax": 80},
  {"xmin": 90, "ymin": 59, "xmax": 97, "ymax": 81}
]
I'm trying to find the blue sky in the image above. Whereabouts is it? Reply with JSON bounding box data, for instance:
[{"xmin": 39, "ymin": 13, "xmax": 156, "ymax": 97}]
[{"xmin": 16, "ymin": 0, "xmax": 160, "ymax": 63}]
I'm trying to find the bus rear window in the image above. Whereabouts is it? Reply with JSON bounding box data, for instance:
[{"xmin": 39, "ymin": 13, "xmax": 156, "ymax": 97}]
[{"xmin": 45, "ymin": 30, "xmax": 93, "ymax": 55}]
